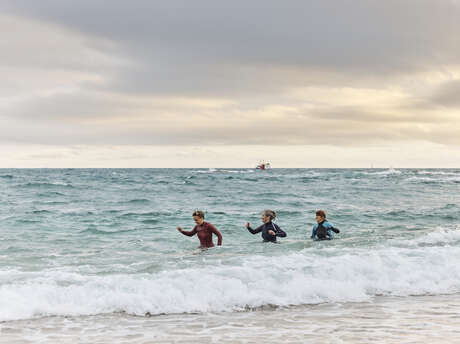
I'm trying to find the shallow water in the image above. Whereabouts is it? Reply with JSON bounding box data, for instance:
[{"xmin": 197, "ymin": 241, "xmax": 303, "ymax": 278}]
[
  {"xmin": 3, "ymin": 294, "xmax": 460, "ymax": 343},
  {"xmin": 0, "ymin": 168, "xmax": 459, "ymax": 341}
]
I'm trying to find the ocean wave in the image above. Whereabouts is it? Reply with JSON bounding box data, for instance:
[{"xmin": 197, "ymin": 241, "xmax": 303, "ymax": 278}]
[
  {"xmin": 194, "ymin": 169, "xmax": 255, "ymax": 174},
  {"xmin": 122, "ymin": 199, "xmax": 151, "ymax": 204},
  {"xmin": 405, "ymin": 175, "xmax": 460, "ymax": 184},
  {"xmin": 223, "ymin": 169, "xmax": 255, "ymax": 174},
  {"xmin": 371, "ymin": 168, "xmax": 402, "ymax": 175},
  {"xmin": 416, "ymin": 170, "xmax": 458, "ymax": 176},
  {"xmin": 442, "ymin": 203, "xmax": 458, "ymax": 210},
  {"xmin": 237, "ymin": 177, "xmax": 260, "ymax": 182},
  {"xmin": 15, "ymin": 219, "xmax": 41, "ymax": 224},
  {"xmin": 62, "ymin": 210, "xmax": 95, "ymax": 217},
  {"xmin": 36, "ymin": 191, "xmax": 66, "ymax": 197},
  {"xmin": 141, "ymin": 219, "xmax": 159, "ymax": 224},
  {"xmin": 118, "ymin": 211, "xmax": 171, "ymax": 218},
  {"xmin": 299, "ymin": 176, "xmax": 324, "ymax": 183},
  {"xmin": 31, "ymin": 210, "xmax": 54, "ymax": 214},
  {"xmin": 194, "ymin": 168, "xmax": 218, "ymax": 174},
  {"xmin": 79, "ymin": 226, "xmax": 142, "ymax": 235},
  {"xmin": 395, "ymin": 226, "xmax": 460, "ymax": 247},
  {"xmin": 16, "ymin": 182, "xmax": 76, "ymax": 189},
  {"xmin": 2, "ymin": 168, "xmax": 460, "ymax": 323},
  {"xmin": 343, "ymin": 169, "xmax": 402, "ymax": 177},
  {"xmin": 41, "ymin": 201, "xmax": 69, "ymax": 205},
  {"xmin": 3, "ymin": 245, "xmax": 460, "ymax": 321}
]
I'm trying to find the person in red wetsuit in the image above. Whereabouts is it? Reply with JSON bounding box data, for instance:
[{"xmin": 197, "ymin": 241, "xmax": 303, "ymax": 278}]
[{"xmin": 177, "ymin": 210, "xmax": 223, "ymax": 248}]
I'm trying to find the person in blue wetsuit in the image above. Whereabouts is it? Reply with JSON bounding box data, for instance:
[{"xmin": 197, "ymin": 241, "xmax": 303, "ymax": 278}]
[
  {"xmin": 311, "ymin": 210, "xmax": 340, "ymax": 240},
  {"xmin": 245, "ymin": 209, "xmax": 286, "ymax": 243}
]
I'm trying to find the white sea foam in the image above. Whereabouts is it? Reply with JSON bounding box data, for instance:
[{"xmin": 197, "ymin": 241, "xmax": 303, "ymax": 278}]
[
  {"xmin": 223, "ymin": 169, "xmax": 255, "ymax": 173},
  {"xmin": 417, "ymin": 170, "xmax": 458, "ymax": 176},
  {"xmin": 2, "ymin": 244, "xmax": 460, "ymax": 322},
  {"xmin": 397, "ymin": 226, "xmax": 460, "ymax": 247},
  {"xmin": 371, "ymin": 168, "xmax": 402, "ymax": 176},
  {"xmin": 406, "ymin": 175, "xmax": 460, "ymax": 183},
  {"xmin": 194, "ymin": 169, "xmax": 254, "ymax": 174}
]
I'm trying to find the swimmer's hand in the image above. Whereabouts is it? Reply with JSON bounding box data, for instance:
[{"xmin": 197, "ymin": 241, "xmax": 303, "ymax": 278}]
[
  {"xmin": 268, "ymin": 230, "xmax": 276, "ymax": 236},
  {"xmin": 177, "ymin": 226, "xmax": 183, "ymax": 232},
  {"xmin": 245, "ymin": 222, "xmax": 250, "ymax": 229}
]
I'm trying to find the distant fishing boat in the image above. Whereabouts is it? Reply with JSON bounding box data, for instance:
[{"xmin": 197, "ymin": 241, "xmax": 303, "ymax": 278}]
[{"xmin": 256, "ymin": 161, "xmax": 271, "ymax": 170}]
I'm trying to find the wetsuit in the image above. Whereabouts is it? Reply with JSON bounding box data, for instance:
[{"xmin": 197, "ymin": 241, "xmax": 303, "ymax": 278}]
[
  {"xmin": 180, "ymin": 221, "xmax": 223, "ymax": 248},
  {"xmin": 311, "ymin": 220, "xmax": 340, "ymax": 240},
  {"xmin": 247, "ymin": 221, "xmax": 287, "ymax": 242}
]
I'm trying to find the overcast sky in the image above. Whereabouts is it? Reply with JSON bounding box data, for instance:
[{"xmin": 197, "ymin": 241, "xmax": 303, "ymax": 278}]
[{"xmin": 1, "ymin": 0, "xmax": 459, "ymax": 167}]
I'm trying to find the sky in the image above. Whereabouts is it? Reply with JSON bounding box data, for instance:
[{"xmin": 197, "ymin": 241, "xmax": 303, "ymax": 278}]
[{"xmin": 1, "ymin": 0, "xmax": 459, "ymax": 167}]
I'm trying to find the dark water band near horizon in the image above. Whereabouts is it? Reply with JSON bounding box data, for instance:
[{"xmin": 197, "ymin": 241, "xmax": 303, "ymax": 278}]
[{"xmin": 0, "ymin": 168, "xmax": 459, "ymax": 343}]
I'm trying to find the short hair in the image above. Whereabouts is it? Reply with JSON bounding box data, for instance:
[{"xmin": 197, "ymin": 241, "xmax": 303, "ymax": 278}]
[
  {"xmin": 263, "ymin": 209, "xmax": 277, "ymax": 221},
  {"xmin": 192, "ymin": 210, "xmax": 205, "ymax": 219},
  {"xmin": 315, "ymin": 210, "xmax": 326, "ymax": 218}
]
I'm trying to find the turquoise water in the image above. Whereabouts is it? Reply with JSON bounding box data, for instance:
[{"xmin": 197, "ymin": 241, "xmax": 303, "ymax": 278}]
[{"xmin": 0, "ymin": 168, "xmax": 459, "ymax": 321}]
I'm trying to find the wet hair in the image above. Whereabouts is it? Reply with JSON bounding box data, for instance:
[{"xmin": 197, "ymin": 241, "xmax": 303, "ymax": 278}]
[
  {"xmin": 192, "ymin": 210, "xmax": 205, "ymax": 219},
  {"xmin": 315, "ymin": 210, "xmax": 327, "ymax": 219},
  {"xmin": 263, "ymin": 209, "xmax": 277, "ymax": 221}
]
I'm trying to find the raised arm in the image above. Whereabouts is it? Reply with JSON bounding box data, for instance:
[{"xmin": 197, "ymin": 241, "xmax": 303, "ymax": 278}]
[
  {"xmin": 246, "ymin": 223, "xmax": 263, "ymax": 235},
  {"xmin": 178, "ymin": 225, "xmax": 198, "ymax": 237},
  {"xmin": 209, "ymin": 223, "xmax": 223, "ymax": 246}
]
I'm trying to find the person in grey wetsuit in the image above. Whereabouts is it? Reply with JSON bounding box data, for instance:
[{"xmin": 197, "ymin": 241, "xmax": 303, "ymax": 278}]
[
  {"xmin": 311, "ymin": 210, "xmax": 340, "ymax": 240},
  {"xmin": 245, "ymin": 209, "xmax": 286, "ymax": 243}
]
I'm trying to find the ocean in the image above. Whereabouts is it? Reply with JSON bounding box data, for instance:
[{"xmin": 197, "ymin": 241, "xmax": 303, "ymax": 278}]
[{"xmin": 1, "ymin": 168, "xmax": 459, "ymax": 343}]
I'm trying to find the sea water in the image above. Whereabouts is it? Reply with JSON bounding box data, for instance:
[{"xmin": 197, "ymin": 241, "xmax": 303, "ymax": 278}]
[{"xmin": 0, "ymin": 168, "xmax": 459, "ymax": 343}]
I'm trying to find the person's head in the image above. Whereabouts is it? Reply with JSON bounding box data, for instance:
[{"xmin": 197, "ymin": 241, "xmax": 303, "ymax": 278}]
[
  {"xmin": 315, "ymin": 210, "xmax": 326, "ymax": 223},
  {"xmin": 192, "ymin": 210, "xmax": 205, "ymax": 225},
  {"xmin": 261, "ymin": 209, "xmax": 276, "ymax": 223}
]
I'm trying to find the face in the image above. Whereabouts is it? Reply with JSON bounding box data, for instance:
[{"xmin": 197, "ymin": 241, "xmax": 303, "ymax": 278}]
[
  {"xmin": 193, "ymin": 215, "xmax": 204, "ymax": 225},
  {"xmin": 316, "ymin": 215, "xmax": 325, "ymax": 223},
  {"xmin": 261, "ymin": 213, "xmax": 271, "ymax": 223}
]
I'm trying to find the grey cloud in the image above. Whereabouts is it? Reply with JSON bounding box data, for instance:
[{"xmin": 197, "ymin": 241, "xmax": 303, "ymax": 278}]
[
  {"xmin": 1, "ymin": 1, "xmax": 460, "ymax": 149},
  {"xmin": 401, "ymin": 79, "xmax": 460, "ymax": 111},
  {"xmin": 2, "ymin": 0, "xmax": 460, "ymax": 97},
  {"xmin": 430, "ymin": 79, "xmax": 460, "ymax": 108}
]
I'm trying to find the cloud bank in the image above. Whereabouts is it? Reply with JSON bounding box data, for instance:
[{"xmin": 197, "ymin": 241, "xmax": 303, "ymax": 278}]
[{"xmin": 1, "ymin": 0, "xmax": 459, "ymax": 166}]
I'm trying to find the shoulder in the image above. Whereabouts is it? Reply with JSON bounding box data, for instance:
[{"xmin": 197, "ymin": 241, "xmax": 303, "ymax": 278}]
[
  {"xmin": 323, "ymin": 221, "xmax": 333, "ymax": 228},
  {"xmin": 204, "ymin": 222, "xmax": 216, "ymax": 229},
  {"xmin": 313, "ymin": 223, "xmax": 318, "ymax": 229}
]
